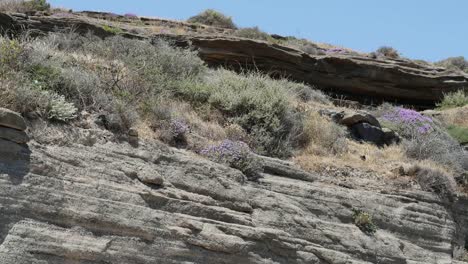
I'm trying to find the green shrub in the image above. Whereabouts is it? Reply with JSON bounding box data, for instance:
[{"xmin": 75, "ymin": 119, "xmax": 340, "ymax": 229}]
[
  {"xmin": 177, "ymin": 69, "xmax": 302, "ymax": 157},
  {"xmin": 0, "ymin": 76, "xmax": 76, "ymax": 122},
  {"xmin": 187, "ymin": 9, "xmax": 237, "ymax": 29},
  {"xmin": 352, "ymin": 209, "xmax": 377, "ymax": 235},
  {"xmin": 447, "ymin": 125, "xmax": 468, "ymax": 145},
  {"xmin": 102, "ymin": 25, "xmax": 123, "ymax": 34},
  {"xmin": 375, "ymin": 46, "xmax": 399, "ymax": 59},
  {"xmin": 45, "ymin": 92, "xmax": 77, "ymax": 122},
  {"xmin": 437, "ymin": 90, "xmax": 468, "ymax": 110},
  {"xmin": 435, "ymin": 56, "xmax": 468, "ymax": 72},
  {"xmin": 234, "ymin": 27, "xmax": 271, "ymax": 41}
]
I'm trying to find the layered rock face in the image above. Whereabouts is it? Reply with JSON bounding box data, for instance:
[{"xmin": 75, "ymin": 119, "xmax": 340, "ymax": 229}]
[
  {"xmin": 0, "ymin": 12, "xmax": 467, "ymax": 107},
  {"xmin": 0, "ymin": 112, "xmax": 467, "ymax": 263}
]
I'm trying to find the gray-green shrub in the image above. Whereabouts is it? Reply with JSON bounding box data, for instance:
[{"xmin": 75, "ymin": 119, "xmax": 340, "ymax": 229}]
[
  {"xmin": 177, "ymin": 69, "xmax": 303, "ymax": 157},
  {"xmin": 187, "ymin": 9, "xmax": 237, "ymax": 29},
  {"xmin": 437, "ymin": 90, "xmax": 468, "ymax": 110},
  {"xmin": 435, "ymin": 56, "xmax": 468, "ymax": 73},
  {"xmin": 234, "ymin": 27, "xmax": 271, "ymax": 41}
]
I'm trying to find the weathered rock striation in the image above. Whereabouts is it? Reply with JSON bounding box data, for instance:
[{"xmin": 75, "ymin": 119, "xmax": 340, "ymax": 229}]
[
  {"xmin": 0, "ymin": 12, "xmax": 467, "ymax": 107},
  {"xmin": 0, "ymin": 112, "xmax": 467, "ymax": 263}
]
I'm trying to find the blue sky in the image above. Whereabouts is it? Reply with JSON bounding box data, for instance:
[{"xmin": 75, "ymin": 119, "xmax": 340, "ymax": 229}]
[{"xmin": 48, "ymin": 0, "xmax": 468, "ymax": 62}]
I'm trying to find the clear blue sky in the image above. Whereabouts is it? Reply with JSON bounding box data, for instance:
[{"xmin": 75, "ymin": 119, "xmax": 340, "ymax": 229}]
[{"xmin": 48, "ymin": 0, "xmax": 468, "ymax": 62}]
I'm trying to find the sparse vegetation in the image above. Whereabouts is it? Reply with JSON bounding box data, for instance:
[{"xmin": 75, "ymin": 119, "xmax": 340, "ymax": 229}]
[
  {"xmin": 0, "ymin": 31, "xmax": 331, "ymax": 159},
  {"xmin": 234, "ymin": 27, "xmax": 272, "ymax": 41},
  {"xmin": 187, "ymin": 9, "xmax": 237, "ymax": 29},
  {"xmin": 352, "ymin": 209, "xmax": 377, "ymax": 235},
  {"xmin": 0, "ymin": 0, "xmax": 50, "ymax": 12},
  {"xmin": 435, "ymin": 56, "xmax": 468, "ymax": 73},
  {"xmin": 376, "ymin": 104, "xmax": 467, "ymax": 173},
  {"xmin": 437, "ymin": 90, "xmax": 468, "ymax": 110},
  {"xmin": 279, "ymin": 37, "xmax": 323, "ymax": 55}
]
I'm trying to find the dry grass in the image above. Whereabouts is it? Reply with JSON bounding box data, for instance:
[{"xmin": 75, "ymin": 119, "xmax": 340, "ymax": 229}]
[
  {"xmin": 437, "ymin": 105, "xmax": 468, "ymax": 127},
  {"xmin": 294, "ymin": 140, "xmax": 406, "ymax": 177},
  {"xmin": 0, "ymin": 0, "xmax": 26, "ymax": 12}
]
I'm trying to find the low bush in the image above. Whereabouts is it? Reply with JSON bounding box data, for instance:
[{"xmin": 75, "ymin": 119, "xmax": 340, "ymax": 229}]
[
  {"xmin": 435, "ymin": 56, "xmax": 468, "ymax": 73},
  {"xmin": 437, "ymin": 90, "xmax": 468, "ymax": 110},
  {"xmin": 187, "ymin": 9, "xmax": 237, "ymax": 29},
  {"xmin": 0, "ymin": 38, "xmax": 23, "ymax": 75},
  {"xmin": 352, "ymin": 209, "xmax": 377, "ymax": 235},
  {"xmin": 0, "ymin": 31, "xmax": 334, "ymax": 160},
  {"xmin": 200, "ymin": 140, "xmax": 263, "ymax": 179},
  {"xmin": 0, "ymin": 76, "xmax": 77, "ymax": 122},
  {"xmin": 45, "ymin": 92, "xmax": 77, "ymax": 121},
  {"xmin": 407, "ymin": 163, "xmax": 458, "ymax": 199},
  {"xmin": 375, "ymin": 46, "xmax": 399, "ymax": 59},
  {"xmin": 177, "ymin": 69, "xmax": 304, "ymax": 157},
  {"xmin": 234, "ymin": 27, "xmax": 271, "ymax": 41},
  {"xmin": 291, "ymin": 83, "xmax": 330, "ymax": 104},
  {"xmin": 376, "ymin": 104, "xmax": 467, "ymax": 173}
]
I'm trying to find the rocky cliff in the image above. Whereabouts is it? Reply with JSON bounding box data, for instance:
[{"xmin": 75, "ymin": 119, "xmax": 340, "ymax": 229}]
[
  {"xmin": 0, "ymin": 109, "xmax": 467, "ymax": 264},
  {"xmin": 0, "ymin": 11, "xmax": 467, "ymax": 107}
]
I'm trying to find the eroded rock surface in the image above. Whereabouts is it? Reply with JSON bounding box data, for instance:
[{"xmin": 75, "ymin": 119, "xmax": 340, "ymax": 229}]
[{"xmin": 0, "ymin": 124, "xmax": 467, "ymax": 264}]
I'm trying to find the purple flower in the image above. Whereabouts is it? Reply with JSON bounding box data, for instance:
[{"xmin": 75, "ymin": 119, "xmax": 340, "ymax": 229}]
[
  {"xmin": 200, "ymin": 140, "xmax": 251, "ymax": 163},
  {"xmin": 124, "ymin": 13, "xmax": 138, "ymax": 18},
  {"xmin": 382, "ymin": 107, "xmax": 434, "ymax": 135},
  {"xmin": 170, "ymin": 119, "xmax": 189, "ymax": 137}
]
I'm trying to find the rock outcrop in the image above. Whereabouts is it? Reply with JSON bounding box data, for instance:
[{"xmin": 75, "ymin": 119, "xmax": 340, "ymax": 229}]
[
  {"xmin": 0, "ymin": 118, "xmax": 467, "ymax": 263},
  {"xmin": 0, "ymin": 12, "xmax": 467, "ymax": 107},
  {"xmin": 319, "ymin": 109, "xmax": 401, "ymax": 145}
]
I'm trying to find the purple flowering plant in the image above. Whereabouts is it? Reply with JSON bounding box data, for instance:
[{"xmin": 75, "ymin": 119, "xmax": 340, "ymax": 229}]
[
  {"xmin": 124, "ymin": 13, "xmax": 138, "ymax": 18},
  {"xmin": 381, "ymin": 107, "xmax": 434, "ymax": 138},
  {"xmin": 200, "ymin": 140, "xmax": 263, "ymax": 179},
  {"xmin": 170, "ymin": 118, "xmax": 189, "ymax": 139}
]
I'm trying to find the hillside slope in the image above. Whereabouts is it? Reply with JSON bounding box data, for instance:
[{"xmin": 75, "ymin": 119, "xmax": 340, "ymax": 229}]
[
  {"xmin": 0, "ymin": 8, "xmax": 467, "ymax": 264},
  {"xmin": 0, "ymin": 11, "xmax": 467, "ymax": 106}
]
